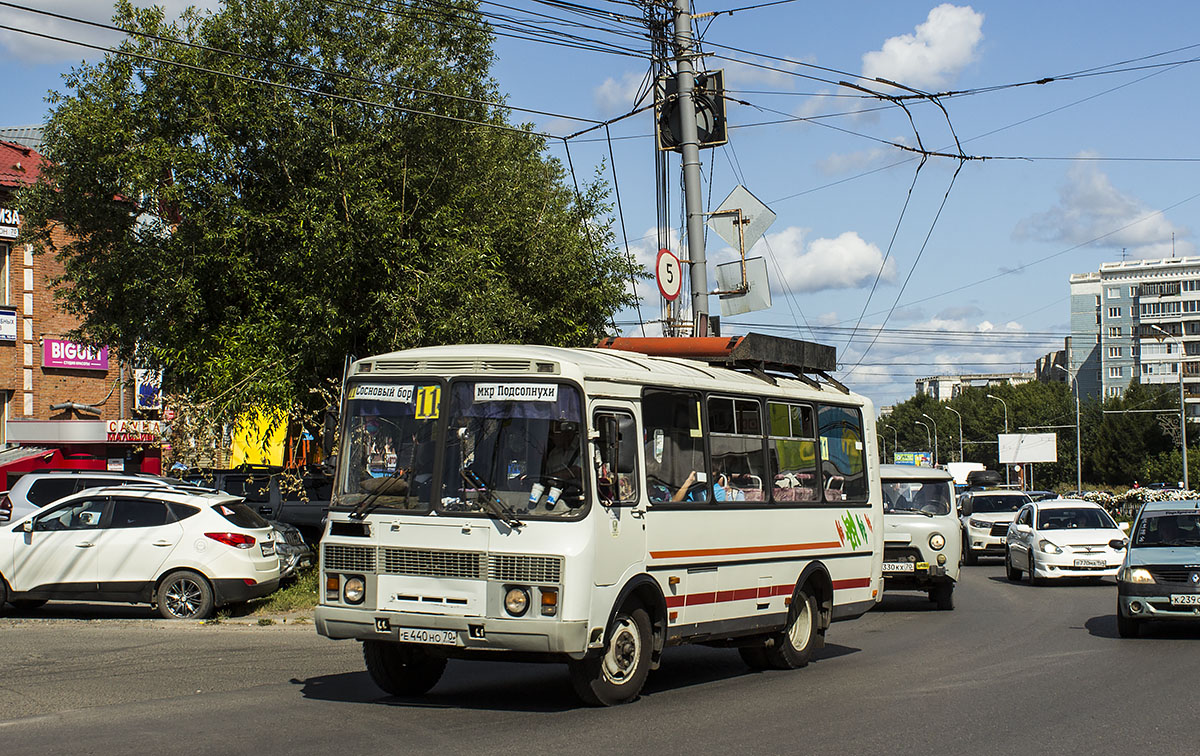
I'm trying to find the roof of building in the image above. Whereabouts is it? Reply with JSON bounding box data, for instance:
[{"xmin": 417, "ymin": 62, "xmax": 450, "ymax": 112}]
[
  {"xmin": 0, "ymin": 125, "xmax": 44, "ymax": 151},
  {"xmin": 0, "ymin": 139, "xmax": 44, "ymax": 189}
]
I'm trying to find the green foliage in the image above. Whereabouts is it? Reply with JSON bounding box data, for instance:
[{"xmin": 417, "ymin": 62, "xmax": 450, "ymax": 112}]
[{"xmin": 18, "ymin": 0, "xmax": 639, "ymax": 425}]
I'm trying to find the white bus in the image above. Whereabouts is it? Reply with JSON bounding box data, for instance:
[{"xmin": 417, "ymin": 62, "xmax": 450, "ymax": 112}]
[{"xmin": 314, "ymin": 336, "xmax": 883, "ymax": 705}]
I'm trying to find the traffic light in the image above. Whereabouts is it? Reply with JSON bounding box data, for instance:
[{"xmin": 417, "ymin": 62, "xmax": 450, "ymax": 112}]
[{"xmin": 655, "ymin": 69, "xmax": 728, "ymax": 152}]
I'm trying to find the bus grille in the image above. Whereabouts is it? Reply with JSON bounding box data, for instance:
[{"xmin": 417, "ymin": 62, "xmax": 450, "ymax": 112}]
[
  {"xmin": 489, "ymin": 554, "xmax": 563, "ymax": 584},
  {"xmin": 381, "ymin": 548, "xmax": 486, "ymax": 579},
  {"xmin": 324, "ymin": 544, "xmax": 377, "ymax": 573}
]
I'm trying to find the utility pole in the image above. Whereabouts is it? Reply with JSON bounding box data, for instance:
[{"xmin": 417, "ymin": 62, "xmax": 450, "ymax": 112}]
[{"xmin": 670, "ymin": 0, "xmax": 709, "ymax": 334}]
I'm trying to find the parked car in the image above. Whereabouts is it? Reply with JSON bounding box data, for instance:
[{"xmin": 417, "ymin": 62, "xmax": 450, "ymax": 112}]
[
  {"xmin": 1116, "ymin": 500, "xmax": 1200, "ymax": 638},
  {"xmin": 1004, "ymin": 499, "xmax": 1127, "ymax": 584},
  {"xmin": 959, "ymin": 490, "xmax": 1033, "ymax": 564},
  {"xmin": 180, "ymin": 465, "xmax": 331, "ymax": 542},
  {"xmin": 0, "ymin": 485, "xmax": 280, "ymax": 618},
  {"xmin": 1024, "ymin": 490, "xmax": 1059, "ymax": 502},
  {"xmin": 880, "ymin": 464, "xmax": 961, "ymax": 609},
  {"xmin": 0, "ymin": 470, "xmax": 184, "ymax": 523},
  {"xmin": 270, "ymin": 520, "xmax": 314, "ymax": 581}
]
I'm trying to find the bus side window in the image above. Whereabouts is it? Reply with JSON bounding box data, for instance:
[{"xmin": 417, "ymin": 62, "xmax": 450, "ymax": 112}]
[
  {"xmin": 595, "ymin": 411, "xmax": 638, "ymax": 505},
  {"xmin": 768, "ymin": 401, "xmax": 817, "ymax": 503},
  {"xmin": 817, "ymin": 405, "xmax": 868, "ymax": 502},
  {"xmin": 708, "ymin": 396, "xmax": 767, "ymax": 503},
  {"xmin": 642, "ymin": 389, "xmax": 706, "ymax": 503}
]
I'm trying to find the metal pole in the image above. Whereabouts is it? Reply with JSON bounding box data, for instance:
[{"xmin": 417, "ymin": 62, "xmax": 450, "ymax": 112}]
[
  {"xmin": 946, "ymin": 406, "xmax": 964, "ymax": 463},
  {"xmin": 1152, "ymin": 325, "xmax": 1188, "ymax": 490},
  {"xmin": 1055, "ymin": 364, "xmax": 1083, "ymax": 493},
  {"xmin": 922, "ymin": 413, "xmax": 939, "ymax": 467},
  {"xmin": 987, "ymin": 394, "xmax": 1009, "ymax": 486},
  {"xmin": 671, "ymin": 0, "xmax": 708, "ymax": 333},
  {"xmin": 915, "ymin": 420, "xmax": 931, "ymax": 464}
]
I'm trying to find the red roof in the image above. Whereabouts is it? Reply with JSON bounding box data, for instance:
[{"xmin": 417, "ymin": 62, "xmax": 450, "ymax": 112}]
[{"xmin": 0, "ymin": 140, "xmax": 44, "ymax": 189}]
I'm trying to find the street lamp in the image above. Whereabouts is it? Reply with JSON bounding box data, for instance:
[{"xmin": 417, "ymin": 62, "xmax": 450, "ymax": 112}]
[
  {"xmin": 945, "ymin": 406, "xmax": 964, "ymax": 463},
  {"xmin": 986, "ymin": 393, "xmax": 1010, "ymax": 486},
  {"xmin": 915, "ymin": 419, "xmax": 932, "ymax": 465},
  {"xmin": 1151, "ymin": 324, "xmax": 1188, "ymax": 490},
  {"xmin": 881, "ymin": 424, "xmax": 898, "ymax": 463},
  {"xmin": 1053, "ymin": 364, "xmax": 1083, "ymax": 493},
  {"xmin": 921, "ymin": 412, "xmax": 939, "ymax": 467}
]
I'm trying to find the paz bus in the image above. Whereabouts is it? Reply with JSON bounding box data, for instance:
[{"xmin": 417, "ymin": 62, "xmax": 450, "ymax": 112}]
[{"xmin": 314, "ymin": 334, "xmax": 884, "ymax": 705}]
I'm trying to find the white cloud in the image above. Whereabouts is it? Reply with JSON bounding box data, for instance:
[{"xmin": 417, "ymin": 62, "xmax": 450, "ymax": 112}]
[
  {"xmin": 0, "ymin": 1, "xmax": 221, "ymax": 63},
  {"xmin": 593, "ymin": 71, "xmax": 649, "ymax": 115},
  {"xmin": 1013, "ymin": 160, "xmax": 1194, "ymax": 257},
  {"xmin": 861, "ymin": 4, "xmax": 984, "ymax": 91},
  {"xmin": 738, "ymin": 227, "xmax": 896, "ymax": 293}
]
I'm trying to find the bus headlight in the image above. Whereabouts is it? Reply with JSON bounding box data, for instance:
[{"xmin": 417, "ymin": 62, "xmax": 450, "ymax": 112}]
[
  {"xmin": 929, "ymin": 533, "xmax": 945, "ymax": 550},
  {"xmin": 343, "ymin": 575, "xmax": 366, "ymax": 604},
  {"xmin": 505, "ymin": 587, "xmax": 530, "ymax": 616}
]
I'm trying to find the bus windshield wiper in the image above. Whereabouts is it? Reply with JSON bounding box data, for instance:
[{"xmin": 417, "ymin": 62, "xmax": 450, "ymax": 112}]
[
  {"xmin": 460, "ymin": 468, "xmax": 524, "ymax": 530},
  {"xmin": 349, "ymin": 467, "xmax": 412, "ymax": 520}
]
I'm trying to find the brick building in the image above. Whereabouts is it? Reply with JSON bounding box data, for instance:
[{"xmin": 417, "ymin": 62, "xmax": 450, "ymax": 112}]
[{"xmin": 0, "ymin": 139, "xmax": 161, "ymax": 480}]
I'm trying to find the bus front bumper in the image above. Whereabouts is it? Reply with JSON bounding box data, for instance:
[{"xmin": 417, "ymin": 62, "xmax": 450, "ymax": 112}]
[{"xmin": 315, "ymin": 605, "xmax": 591, "ymax": 656}]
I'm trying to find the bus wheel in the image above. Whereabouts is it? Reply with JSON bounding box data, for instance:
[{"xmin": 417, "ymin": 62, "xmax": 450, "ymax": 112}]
[
  {"xmin": 568, "ymin": 605, "xmax": 652, "ymax": 706},
  {"xmin": 362, "ymin": 640, "xmax": 447, "ymax": 696},
  {"xmin": 764, "ymin": 588, "xmax": 819, "ymax": 670},
  {"xmin": 738, "ymin": 645, "xmax": 771, "ymax": 669}
]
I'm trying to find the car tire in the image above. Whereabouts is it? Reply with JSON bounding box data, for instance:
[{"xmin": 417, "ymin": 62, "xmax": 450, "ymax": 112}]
[
  {"xmin": 931, "ymin": 583, "xmax": 954, "ymax": 611},
  {"xmin": 0, "ymin": 573, "xmax": 8, "ymax": 611},
  {"xmin": 1028, "ymin": 553, "xmax": 1044, "ymax": 587},
  {"xmin": 156, "ymin": 570, "xmax": 215, "ymax": 620},
  {"xmin": 964, "ymin": 541, "xmax": 978, "ymax": 566},
  {"xmin": 1116, "ymin": 607, "xmax": 1141, "ymax": 639},
  {"xmin": 763, "ymin": 588, "xmax": 820, "ymax": 670},
  {"xmin": 1005, "ymin": 549, "xmax": 1022, "ymax": 581},
  {"xmin": 569, "ymin": 604, "xmax": 653, "ymax": 706},
  {"xmin": 362, "ymin": 640, "xmax": 447, "ymax": 696},
  {"xmin": 10, "ymin": 599, "xmax": 46, "ymax": 611}
]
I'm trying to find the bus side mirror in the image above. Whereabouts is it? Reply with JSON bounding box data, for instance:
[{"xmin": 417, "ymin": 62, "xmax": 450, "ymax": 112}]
[{"xmin": 599, "ymin": 416, "xmax": 620, "ymax": 471}]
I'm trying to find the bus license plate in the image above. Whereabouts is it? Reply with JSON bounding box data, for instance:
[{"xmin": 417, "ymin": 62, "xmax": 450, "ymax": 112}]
[
  {"xmin": 882, "ymin": 562, "xmax": 915, "ymax": 573},
  {"xmin": 397, "ymin": 627, "xmax": 459, "ymax": 646},
  {"xmin": 1170, "ymin": 594, "xmax": 1200, "ymax": 606}
]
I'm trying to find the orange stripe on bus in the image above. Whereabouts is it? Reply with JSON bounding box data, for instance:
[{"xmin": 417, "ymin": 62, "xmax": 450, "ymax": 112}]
[{"xmin": 649, "ymin": 541, "xmax": 843, "ymax": 560}]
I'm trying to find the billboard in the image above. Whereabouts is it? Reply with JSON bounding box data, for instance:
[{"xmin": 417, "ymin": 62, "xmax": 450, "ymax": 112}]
[
  {"xmin": 43, "ymin": 338, "xmax": 108, "ymax": 370},
  {"xmin": 893, "ymin": 451, "xmax": 933, "ymax": 467},
  {"xmin": 999, "ymin": 433, "xmax": 1058, "ymax": 464}
]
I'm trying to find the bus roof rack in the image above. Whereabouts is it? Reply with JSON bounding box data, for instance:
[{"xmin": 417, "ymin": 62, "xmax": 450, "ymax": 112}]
[{"xmin": 594, "ymin": 333, "xmax": 845, "ymax": 391}]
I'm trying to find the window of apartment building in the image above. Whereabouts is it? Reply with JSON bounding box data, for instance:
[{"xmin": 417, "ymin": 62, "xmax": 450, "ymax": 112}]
[
  {"xmin": 1108, "ymin": 306, "xmax": 1121, "ymax": 318},
  {"xmin": 1107, "ymin": 386, "xmax": 1123, "ymax": 398},
  {"xmin": 1107, "ymin": 287, "xmax": 1121, "ymax": 299},
  {"xmin": 1130, "ymin": 285, "xmax": 1138, "ymax": 297},
  {"xmin": 1108, "ymin": 326, "xmax": 1122, "ymax": 337},
  {"xmin": 1185, "ymin": 300, "xmax": 1200, "ymax": 314},
  {"xmin": 1185, "ymin": 280, "xmax": 1200, "ymax": 292},
  {"xmin": 1109, "ymin": 366, "xmax": 1123, "ymax": 378},
  {"xmin": 1107, "ymin": 346, "xmax": 1122, "ymax": 358},
  {"xmin": 1096, "ymin": 370, "xmax": 1102, "ymax": 382},
  {"xmin": 1189, "ymin": 322, "xmax": 1200, "ymax": 336},
  {"xmin": 1095, "ymin": 295, "xmax": 1101, "ymax": 307}
]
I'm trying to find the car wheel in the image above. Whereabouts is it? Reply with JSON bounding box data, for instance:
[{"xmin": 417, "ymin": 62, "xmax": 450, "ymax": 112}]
[
  {"xmin": 1116, "ymin": 606, "xmax": 1141, "ymax": 639},
  {"xmin": 1028, "ymin": 552, "xmax": 1044, "ymax": 587},
  {"xmin": 10, "ymin": 599, "xmax": 46, "ymax": 611},
  {"xmin": 157, "ymin": 570, "xmax": 215, "ymax": 620},
  {"xmin": 964, "ymin": 543, "xmax": 978, "ymax": 566},
  {"xmin": 931, "ymin": 583, "xmax": 954, "ymax": 611},
  {"xmin": 1006, "ymin": 548, "xmax": 1023, "ymax": 581},
  {"xmin": 569, "ymin": 604, "xmax": 653, "ymax": 706},
  {"xmin": 0, "ymin": 573, "xmax": 8, "ymax": 610},
  {"xmin": 362, "ymin": 640, "xmax": 447, "ymax": 696}
]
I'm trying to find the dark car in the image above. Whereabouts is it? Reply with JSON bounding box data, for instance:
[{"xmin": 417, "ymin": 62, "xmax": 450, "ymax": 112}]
[{"xmin": 180, "ymin": 465, "xmax": 331, "ymax": 543}]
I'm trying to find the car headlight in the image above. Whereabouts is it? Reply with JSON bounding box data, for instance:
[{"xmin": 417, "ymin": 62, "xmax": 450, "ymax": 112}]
[
  {"xmin": 929, "ymin": 533, "xmax": 945, "ymax": 550},
  {"xmin": 1038, "ymin": 539, "xmax": 1063, "ymax": 555},
  {"xmin": 1119, "ymin": 566, "xmax": 1155, "ymax": 584},
  {"xmin": 504, "ymin": 587, "xmax": 530, "ymax": 616},
  {"xmin": 343, "ymin": 575, "xmax": 366, "ymax": 604},
  {"xmin": 968, "ymin": 518, "xmax": 990, "ymax": 529}
]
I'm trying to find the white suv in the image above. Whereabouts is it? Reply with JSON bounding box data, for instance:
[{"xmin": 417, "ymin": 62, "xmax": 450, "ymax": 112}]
[
  {"xmin": 0, "ymin": 470, "xmax": 182, "ymax": 523},
  {"xmin": 959, "ymin": 490, "xmax": 1033, "ymax": 564},
  {"xmin": 0, "ymin": 486, "xmax": 280, "ymax": 618}
]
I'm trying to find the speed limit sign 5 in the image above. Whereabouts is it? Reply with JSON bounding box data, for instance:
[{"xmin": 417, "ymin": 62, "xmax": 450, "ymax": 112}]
[{"xmin": 655, "ymin": 248, "xmax": 682, "ymax": 301}]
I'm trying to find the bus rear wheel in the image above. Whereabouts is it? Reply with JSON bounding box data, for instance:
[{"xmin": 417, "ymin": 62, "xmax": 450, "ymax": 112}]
[
  {"xmin": 764, "ymin": 588, "xmax": 820, "ymax": 670},
  {"xmin": 568, "ymin": 605, "xmax": 652, "ymax": 706},
  {"xmin": 362, "ymin": 640, "xmax": 447, "ymax": 697}
]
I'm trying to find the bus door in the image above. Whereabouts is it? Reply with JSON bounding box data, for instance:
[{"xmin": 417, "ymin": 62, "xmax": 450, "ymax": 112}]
[{"xmin": 590, "ymin": 405, "xmax": 646, "ymax": 587}]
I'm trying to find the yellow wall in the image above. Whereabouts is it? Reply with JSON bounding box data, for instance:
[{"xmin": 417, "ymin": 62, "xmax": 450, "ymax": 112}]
[{"xmin": 229, "ymin": 408, "xmax": 287, "ymax": 467}]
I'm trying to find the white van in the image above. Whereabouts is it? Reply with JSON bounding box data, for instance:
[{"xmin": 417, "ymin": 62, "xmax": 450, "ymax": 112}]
[{"xmin": 880, "ymin": 464, "xmax": 961, "ymax": 610}]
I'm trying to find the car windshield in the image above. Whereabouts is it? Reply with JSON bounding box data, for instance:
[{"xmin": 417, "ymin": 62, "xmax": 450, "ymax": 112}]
[
  {"xmin": 1133, "ymin": 512, "xmax": 1200, "ymax": 547},
  {"xmin": 338, "ymin": 382, "xmax": 442, "ymax": 512},
  {"xmin": 972, "ymin": 494, "xmax": 1029, "ymax": 513},
  {"xmin": 1037, "ymin": 507, "xmax": 1115, "ymax": 530},
  {"xmin": 439, "ymin": 381, "xmax": 587, "ymax": 520},
  {"xmin": 882, "ymin": 480, "xmax": 952, "ymax": 515}
]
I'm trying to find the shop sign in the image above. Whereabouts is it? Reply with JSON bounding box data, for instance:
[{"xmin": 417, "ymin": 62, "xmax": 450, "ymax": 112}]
[
  {"xmin": 43, "ymin": 338, "xmax": 109, "ymax": 370},
  {"xmin": 0, "ymin": 207, "xmax": 17, "ymax": 239},
  {"xmin": 0, "ymin": 309, "xmax": 15, "ymax": 342},
  {"xmin": 106, "ymin": 419, "xmax": 161, "ymax": 443}
]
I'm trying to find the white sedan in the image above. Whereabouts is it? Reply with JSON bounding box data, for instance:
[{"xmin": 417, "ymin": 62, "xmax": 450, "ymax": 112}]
[{"xmin": 1005, "ymin": 499, "xmax": 1128, "ymax": 584}]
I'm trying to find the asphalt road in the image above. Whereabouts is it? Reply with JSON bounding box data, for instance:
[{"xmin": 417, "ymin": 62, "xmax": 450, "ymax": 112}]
[{"xmin": 2, "ymin": 562, "xmax": 1198, "ymax": 756}]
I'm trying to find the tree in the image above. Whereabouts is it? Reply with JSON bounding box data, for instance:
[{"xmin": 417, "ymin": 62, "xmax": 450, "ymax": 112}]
[{"xmin": 19, "ymin": 0, "xmax": 639, "ymax": 429}]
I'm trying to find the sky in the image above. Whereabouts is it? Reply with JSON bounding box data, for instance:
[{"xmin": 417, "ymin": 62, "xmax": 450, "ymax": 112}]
[{"xmin": 2, "ymin": 1, "xmax": 1200, "ymax": 411}]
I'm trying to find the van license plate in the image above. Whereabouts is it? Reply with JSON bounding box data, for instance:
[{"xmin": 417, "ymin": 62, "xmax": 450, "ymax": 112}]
[
  {"xmin": 397, "ymin": 627, "xmax": 458, "ymax": 645},
  {"xmin": 1170, "ymin": 594, "xmax": 1200, "ymax": 606},
  {"xmin": 882, "ymin": 562, "xmax": 915, "ymax": 573}
]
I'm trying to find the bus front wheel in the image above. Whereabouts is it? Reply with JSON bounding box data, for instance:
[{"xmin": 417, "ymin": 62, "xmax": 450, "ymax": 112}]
[
  {"xmin": 568, "ymin": 604, "xmax": 652, "ymax": 706},
  {"xmin": 362, "ymin": 640, "xmax": 447, "ymax": 697}
]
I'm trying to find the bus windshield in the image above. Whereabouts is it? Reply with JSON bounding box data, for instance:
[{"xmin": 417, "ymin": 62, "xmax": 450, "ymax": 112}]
[
  {"xmin": 338, "ymin": 382, "xmax": 442, "ymax": 512},
  {"xmin": 440, "ymin": 381, "xmax": 587, "ymax": 520}
]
